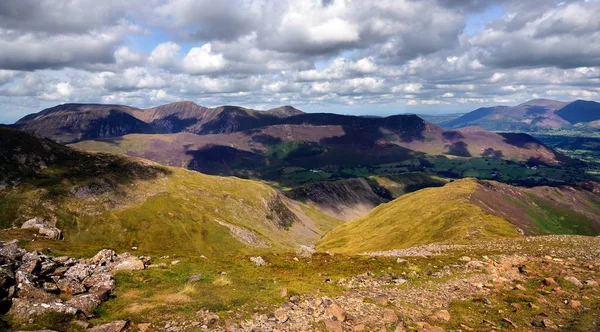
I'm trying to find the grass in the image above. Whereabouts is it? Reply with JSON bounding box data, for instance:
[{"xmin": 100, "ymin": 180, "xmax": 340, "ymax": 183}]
[
  {"xmin": 317, "ymin": 179, "xmax": 522, "ymax": 254},
  {"xmin": 524, "ymin": 195, "xmax": 600, "ymax": 235}
]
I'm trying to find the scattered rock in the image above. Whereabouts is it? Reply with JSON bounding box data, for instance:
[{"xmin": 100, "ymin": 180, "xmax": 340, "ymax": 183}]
[
  {"xmin": 296, "ymin": 245, "xmax": 316, "ymax": 258},
  {"xmin": 460, "ymin": 256, "xmax": 472, "ymax": 261},
  {"xmin": 171, "ymin": 260, "xmax": 180, "ymax": 265},
  {"xmin": 21, "ymin": 218, "xmax": 63, "ymax": 240},
  {"xmin": 250, "ymin": 256, "xmax": 267, "ymax": 266},
  {"xmin": 325, "ymin": 302, "xmax": 345, "ymax": 322},
  {"xmin": 274, "ymin": 309, "xmax": 289, "ymax": 323},
  {"xmin": 542, "ymin": 318, "xmax": 558, "ymax": 330},
  {"xmin": 89, "ymin": 320, "xmax": 129, "ymax": 332},
  {"xmin": 137, "ymin": 323, "xmax": 151, "ymax": 332},
  {"xmin": 111, "ymin": 256, "xmax": 145, "ymax": 271},
  {"xmin": 569, "ymin": 299, "xmax": 581, "ymax": 308},
  {"xmin": 383, "ymin": 308, "xmax": 398, "ymax": 323},
  {"xmin": 564, "ymin": 276, "xmax": 583, "ymax": 288},
  {"xmin": 324, "ymin": 318, "xmax": 343, "ymax": 332},
  {"xmin": 187, "ymin": 274, "xmax": 202, "ymax": 283},
  {"xmin": 543, "ymin": 278, "xmax": 558, "ymax": 286},
  {"xmin": 432, "ymin": 309, "xmax": 451, "ymax": 322}
]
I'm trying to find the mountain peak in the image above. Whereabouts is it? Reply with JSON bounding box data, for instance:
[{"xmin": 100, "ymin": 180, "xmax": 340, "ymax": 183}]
[
  {"xmin": 266, "ymin": 105, "xmax": 304, "ymax": 117},
  {"xmin": 518, "ymin": 98, "xmax": 566, "ymax": 108}
]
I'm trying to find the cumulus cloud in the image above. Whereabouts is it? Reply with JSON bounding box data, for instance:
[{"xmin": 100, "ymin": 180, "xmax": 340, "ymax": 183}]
[{"xmin": 0, "ymin": 0, "xmax": 599, "ymax": 123}]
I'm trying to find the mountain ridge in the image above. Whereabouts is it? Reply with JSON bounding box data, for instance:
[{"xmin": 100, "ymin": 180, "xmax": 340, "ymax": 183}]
[{"xmin": 442, "ymin": 98, "xmax": 600, "ymax": 131}]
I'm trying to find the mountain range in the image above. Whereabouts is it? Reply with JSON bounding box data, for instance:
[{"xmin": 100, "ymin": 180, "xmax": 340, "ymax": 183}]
[
  {"xmin": 442, "ymin": 99, "xmax": 600, "ymax": 131},
  {"xmin": 3, "ymin": 100, "xmax": 600, "ymax": 330}
]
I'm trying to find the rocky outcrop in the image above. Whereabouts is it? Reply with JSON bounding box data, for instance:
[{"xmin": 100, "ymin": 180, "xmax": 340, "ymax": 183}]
[
  {"xmin": 0, "ymin": 241, "xmax": 150, "ymax": 321},
  {"xmin": 21, "ymin": 218, "xmax": 63, "ymax": 240}
]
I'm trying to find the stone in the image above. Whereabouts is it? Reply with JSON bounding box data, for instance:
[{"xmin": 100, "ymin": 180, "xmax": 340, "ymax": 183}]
[
  {"xmin": 383, "ymin": 309, "xmax": 398, "ymax": 323},
  {"xmin": 515, "ymin": 284, "xmax": 526, "ymax": 291},
  {"xmin": 8, "ymin": 298, "xmax": 77, "ymax": 319},
  {"xmin": 564, "ymin": 276, "xmax": 583, "ymax": 288},
  {"xmin": 137, "ymin": 323, "xmax": 151, "ymax": 332},
  {"xmin": 584, "ymin": 279, "xmax": 598, "ymax": 288},
  {"xmin": 90, "ymin": 249, "xmax": 116, "ymax": 265},
  {"xmin": 43, "ymin": 282, "xmax": 59, "ymax": 293},
  {"xmin": 83, "ymin": 271, "xmax": 115, "ymax": 295},
  {"xmin": 66, "ymin": 293, "xmax": 102, "ymax": 315},
  {"xmin": 0, "ymin": 241, "xmax": 26, "ymax": 261},
  {"xmin": 18, "ymin": 251, "xmax": 41, "ymax": 274},
  {"xmin": 111, "ymin": 257, "xmax": 145, "ymax": 271},
  {"xmin": 89, "ymin": 320, "xmax": 129, "ymax": 332},
  {"xmin": 542, "ymin": 318, "xmax": 558, "ymax": 330},
  {"xmin": 64, "ymin": 263, "xmax": 93, "ymax": 281},
  {"xmin": 324, "ymin": 319, "xmax": 343, "ymax": 332},
  {"xmin": 543, "ymin": 278, "xmax": 558, "ymax": 286},
  {"xmin": 502, "ymin": 317, "xmax": 517, "ymax": 328},
  {"xmin": 57, "ymin": 278, "xmax": 86, "ymax": 295},
  {"xmin": 274, "ymin": 309, "xmax": 288, "ymax": 323},
  {"xmin": 21, "ymin": 218, "xmax": 62, "ymax": 240},
  {"xmin": 171, "ymin": 260, "xmax": 180, "ymax": 265},
  {"xmin": 325, "ymin": 302, "xmax": 345, "ymax": 322},
  {"xmin": 187, "ymin": 274, "xmax": 202, "ymax": 283},
  {"xmin": 353, "ymin": 323, "xmax": 366, "ymax": 331},
  {"xmin": 72, "ymin": 320, "xmax": 91, "ymax": 329},
  {"xmin": 569, "ymin": 299, "xmax": 581, "ymax": 308},
  {"xmin": 374, "ymin": 294, "xmax": 389, "ymax": 305},
  {"xmin": 460, "ymin": 256, "xmax": 471, "ymax": 262},
  {"xmin": 296, "ymin": 245, "xmax": 316, "ymax": 258},
  {"xmin": 432, "ymin": 309, "xmax": 451, "ymax": 322},
  {"xmin": 250, "ymin": 256, "xmax": 267, "ymax": 266}
]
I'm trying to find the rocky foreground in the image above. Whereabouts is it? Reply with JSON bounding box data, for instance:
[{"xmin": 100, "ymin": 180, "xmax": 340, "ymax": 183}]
[
  {"xmin": 2, "ymin": 235, "xmax": 600, "ymax": 331},
  {"xmin": 155, "ymin": 236, "xmax": 600, "ymax": 331},
  {"xmin": 0, "ymin": 241, "xmax": 150, "ymax": 330}
]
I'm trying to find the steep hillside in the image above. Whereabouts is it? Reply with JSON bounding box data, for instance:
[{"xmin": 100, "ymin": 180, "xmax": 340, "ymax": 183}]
[
  {"xmin": 285, "ymin": 178, "xmax": 392, "ymax": 221},
  {"xmin": 0, "ymin": 128, "xmax": 341, "ymax": 256},
  {"xmin": 12, "ymin": 104, "xmax": 161, "ymax": 143},
  {"xmin": 317, "ymin": 178, "xmax": 600, "ymax": 254}
]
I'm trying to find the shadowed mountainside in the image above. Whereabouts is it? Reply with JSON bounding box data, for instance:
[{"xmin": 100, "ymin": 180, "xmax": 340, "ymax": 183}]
[{"xmin": 12, "ymin": 102, "xmax": 305, "ymax": 143}]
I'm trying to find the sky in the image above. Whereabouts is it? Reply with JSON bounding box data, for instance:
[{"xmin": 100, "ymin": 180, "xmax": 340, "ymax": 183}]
[{"xmin": 0, "ymin": 0, "xmax": 599, "ymax": 123}]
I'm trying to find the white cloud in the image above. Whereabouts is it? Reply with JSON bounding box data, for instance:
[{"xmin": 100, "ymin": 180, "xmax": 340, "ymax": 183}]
[{"xmin": 182, "ymin": 44, "xmax": 227, "ymax": 74}]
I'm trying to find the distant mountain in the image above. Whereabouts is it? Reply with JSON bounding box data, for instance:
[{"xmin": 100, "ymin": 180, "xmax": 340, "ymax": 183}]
[
  {"xmin": 0, "ymin": 127, "xmax": 340, "ymax": 254},
  {"xmin": 13, "ymin": 103, "xmax": 161, "ymax": 144},
  {"xmin": 317, "ymin": 178, "xmax": 600, "ymax": 254},
  {"xmin": 12, "ymin": 101, "xmax": 305, "ymax": 143},
  {"xmin": 442, "ymin": 99, "xmax": 600, "ymax": 131},
  {"xmin": 442, "ymin": 99, "xmax": 574, "ymax": 131}
]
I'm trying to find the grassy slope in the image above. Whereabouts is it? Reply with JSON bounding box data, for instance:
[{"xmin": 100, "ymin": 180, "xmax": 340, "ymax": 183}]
[
  {"xmin": 317, "ymin": 179, "xmax": 521, "ymax": 254},
  {"xmin": 2, "ymin": 166, "xmax": 342, "ymax": 257},
  {"xmin": 0, "ymin": 129, "xmax": 341, "ymax": 257}
]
